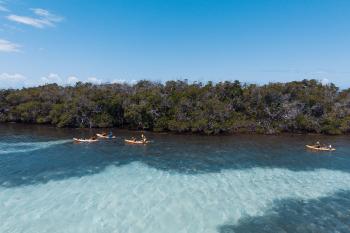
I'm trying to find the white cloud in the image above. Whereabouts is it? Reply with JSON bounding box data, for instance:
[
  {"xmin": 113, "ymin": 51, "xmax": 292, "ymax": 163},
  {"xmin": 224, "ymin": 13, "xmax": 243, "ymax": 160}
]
[
  {"xmin": 0, "ymin": 73, "xmax": 112, "ymax": 89},
  {"xmin": 42, "ymin": 74, "xmax": 103, "ymax": 86},
  {"xmin": 0, "ymin": 39, "xmax": 20, "ymax": 52},
  {"xmin": 111, "ymin": 79, "xmax": 126, "ymax": 84},
  {"xmin": 31, "ymin": 8, "xmax": 63, "ymax": 23},
  {"xmin": 0, "ymin": 73, "xmax": 27, "ymax": 89},
  {"xmin": 0, "ymin": 73, "xmax": 26, "ymax": 81},
  {"xmin": 67, "ymin": 76, "xmax": 79, "ymax": 85},
  {"xmin": 321, "ymin": 78, "xmax": 330, "ymax": 85},
  {"xmin": 41, "ymin": 73, "xmax": 62, "ymax": 84},
  {"xmin": 111, "ymin": 79, "xmax": 138, "ymax": 84},
  {"xmin": 7, "ymin": 8, "xmax": 63, "ymax": 28},
  {"xmin": 7, "ymin": 15, "xmax": 49, "ymax": 28},
  {"xmin": 87, "ymin": 77, "xmax": 102, "ymax": 84},
  {"xmin": 32, "ymin": 8, "xmax": 50, "ymax": 17}
]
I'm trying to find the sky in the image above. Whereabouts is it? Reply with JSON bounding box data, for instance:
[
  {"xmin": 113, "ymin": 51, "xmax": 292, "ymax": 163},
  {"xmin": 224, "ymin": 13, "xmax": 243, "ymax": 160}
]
[{"xmin": 0, "ymin": 0, "xmax": 349, "ymax": 88}]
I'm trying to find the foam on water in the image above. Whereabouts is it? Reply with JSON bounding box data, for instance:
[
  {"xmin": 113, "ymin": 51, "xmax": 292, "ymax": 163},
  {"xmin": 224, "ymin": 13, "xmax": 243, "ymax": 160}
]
[
  {"xmin": 1, "ymin": 162, "xmax": 350, "ymax": 233},
  {"xmin": 0, "ymin": 140, "xmax": 71, "ymax": 155}
]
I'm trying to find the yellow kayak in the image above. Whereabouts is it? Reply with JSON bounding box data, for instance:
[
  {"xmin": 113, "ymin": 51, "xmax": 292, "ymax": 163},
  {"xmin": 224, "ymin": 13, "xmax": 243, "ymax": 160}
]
[
  {"xmin": 124, "ymin": 139, "xmax": 149, "ymax": 144},
  {"xmin": 306, "ymin": 145, "xmax": 336, "ymax": 151}
]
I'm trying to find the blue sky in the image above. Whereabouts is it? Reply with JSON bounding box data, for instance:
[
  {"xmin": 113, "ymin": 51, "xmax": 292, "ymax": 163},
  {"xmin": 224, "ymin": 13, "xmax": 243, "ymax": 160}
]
[{"xmin": 0, "ymin": 0, "xmax": 349, "ymax": 88}]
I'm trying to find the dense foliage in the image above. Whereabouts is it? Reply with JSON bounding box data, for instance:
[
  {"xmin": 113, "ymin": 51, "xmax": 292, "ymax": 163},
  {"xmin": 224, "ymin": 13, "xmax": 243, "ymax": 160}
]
[{"xmin": 0, "ymin": 79, "xmax": 349, "ymax": 135}]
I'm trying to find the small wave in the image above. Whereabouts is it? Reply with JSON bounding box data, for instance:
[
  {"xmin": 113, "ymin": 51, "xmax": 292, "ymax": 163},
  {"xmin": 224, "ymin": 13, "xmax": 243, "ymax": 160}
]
[{"xmin": 0, "ymin": 140, "xmax": 71, "ymax": 155}]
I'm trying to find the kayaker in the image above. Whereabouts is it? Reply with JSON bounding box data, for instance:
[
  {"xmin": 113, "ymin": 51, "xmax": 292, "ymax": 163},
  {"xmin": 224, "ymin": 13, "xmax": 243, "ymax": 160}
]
[
  {"xmin": 141, "ymin": 133, "xmax": 147, "ymax": 142},
  {"xmin": 329, "ymin": 145, "xmax": 332, "ymax": 149},
  {"xmin": 315, "ymin": 141, "xmax": 321, "ymax": 148},
  {"xmin": 108, "ymin": 131, "xmax": 113, "ymax": 138}
]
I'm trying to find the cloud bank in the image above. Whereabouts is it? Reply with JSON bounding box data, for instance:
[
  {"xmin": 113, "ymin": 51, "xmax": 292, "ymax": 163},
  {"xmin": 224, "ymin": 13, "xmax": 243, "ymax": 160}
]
[
  {"xmin": 0, "ymin": 73, "xmax": 27, "ymax": 88},
  {"xmin": 0, "ymin": 73, "xmax": 113, "ymax": 89}
]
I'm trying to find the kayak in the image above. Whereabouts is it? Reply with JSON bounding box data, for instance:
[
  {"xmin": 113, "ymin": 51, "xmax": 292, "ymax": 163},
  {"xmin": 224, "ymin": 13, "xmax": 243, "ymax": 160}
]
[
  {"xmin": 73, "ymin": 138, "xmax": 99, "ymax": 143},
  {"xmin": 306, "ymin": 145, "xmax": 336, "ymax": 151},
  {"xmin": 124, "ymin": 139, "xmax": 149, "ymax": 144},
  {"xmin": 96, "ymin": 133, "xmax": 116, "ymax": 139}
]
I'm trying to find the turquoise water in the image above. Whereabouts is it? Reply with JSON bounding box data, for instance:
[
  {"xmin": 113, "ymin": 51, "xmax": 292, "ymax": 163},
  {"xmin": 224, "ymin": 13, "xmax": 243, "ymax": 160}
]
[{"xmin": 1, "ymin": 124, "xmax": 350, "ymax": 233}]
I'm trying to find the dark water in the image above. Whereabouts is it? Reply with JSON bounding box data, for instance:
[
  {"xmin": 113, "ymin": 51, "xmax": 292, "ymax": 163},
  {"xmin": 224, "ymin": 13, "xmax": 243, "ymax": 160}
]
[{"xmin": 0, "ymin": 123, "xmax": 350, "ymax": 233}]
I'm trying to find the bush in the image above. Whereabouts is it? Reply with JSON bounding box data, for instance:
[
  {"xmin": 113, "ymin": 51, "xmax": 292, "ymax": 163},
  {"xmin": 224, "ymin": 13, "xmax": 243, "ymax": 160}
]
[{"xmin": 0, "ymin": 79, "xmax": 348, "ymax": 135}]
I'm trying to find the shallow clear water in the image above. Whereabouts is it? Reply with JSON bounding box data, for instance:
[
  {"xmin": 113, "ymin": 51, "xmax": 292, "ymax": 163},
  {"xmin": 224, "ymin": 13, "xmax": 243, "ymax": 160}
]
[{"xmin": 1, "ymin": 124, "xmax": 350, "ymax": 233}]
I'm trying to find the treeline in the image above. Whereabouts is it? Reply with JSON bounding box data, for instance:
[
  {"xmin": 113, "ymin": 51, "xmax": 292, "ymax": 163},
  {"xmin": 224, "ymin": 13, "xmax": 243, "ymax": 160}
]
[{"xmin": 0, "ymin": 79, "xmax": 349, "ymax": 135}]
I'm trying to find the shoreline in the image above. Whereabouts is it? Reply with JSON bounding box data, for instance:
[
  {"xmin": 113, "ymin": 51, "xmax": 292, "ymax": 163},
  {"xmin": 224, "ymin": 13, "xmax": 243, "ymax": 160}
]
[{"xmin": 1, "ymin": 122, "xmax": 349, "ymax": 137}]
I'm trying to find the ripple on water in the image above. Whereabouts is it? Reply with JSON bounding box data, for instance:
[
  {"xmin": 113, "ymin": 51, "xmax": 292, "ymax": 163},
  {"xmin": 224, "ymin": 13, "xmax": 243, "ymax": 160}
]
[{"xmin": 1, "ymin": 162, "xmax": 350, "ymax": 233}]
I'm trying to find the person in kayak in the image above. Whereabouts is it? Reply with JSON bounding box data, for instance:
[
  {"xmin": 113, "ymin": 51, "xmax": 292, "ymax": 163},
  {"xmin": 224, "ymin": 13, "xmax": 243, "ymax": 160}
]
[
  {"xmin": 108, "ymin": 131, "xmax": 113, "ymax": 138},
  {"xmin": 141, "ymin": 133, "xmax": 147, "ymax": 143},
  {"xmin": 315, "ymin": 141, "xmax": 321, "ymax": 148}
]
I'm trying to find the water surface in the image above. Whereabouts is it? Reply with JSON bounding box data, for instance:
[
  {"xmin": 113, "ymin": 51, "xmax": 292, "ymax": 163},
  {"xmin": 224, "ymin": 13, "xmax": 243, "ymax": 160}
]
[{"xmin": 1, "ymin": 124, "xmax": 350, "ymax": 233}]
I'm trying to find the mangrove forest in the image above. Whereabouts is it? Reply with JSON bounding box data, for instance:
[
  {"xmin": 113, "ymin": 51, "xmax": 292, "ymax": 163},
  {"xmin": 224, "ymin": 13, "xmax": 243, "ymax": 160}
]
[{"xmin": 0, "ymin": 79, "xmax": 349, "ymax": 135}]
